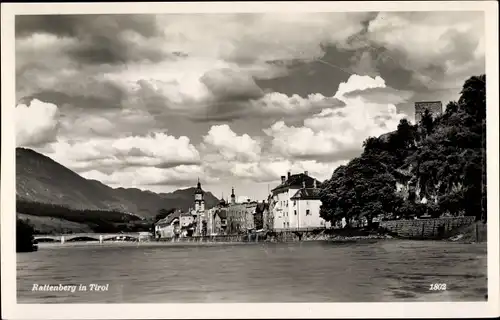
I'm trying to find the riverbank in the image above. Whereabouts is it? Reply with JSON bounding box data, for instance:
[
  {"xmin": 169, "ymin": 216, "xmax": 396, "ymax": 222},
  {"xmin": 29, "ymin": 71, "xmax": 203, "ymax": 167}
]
[{"xmin": 32, "ymin": 222, "xmax": 487, "ymax": 249}]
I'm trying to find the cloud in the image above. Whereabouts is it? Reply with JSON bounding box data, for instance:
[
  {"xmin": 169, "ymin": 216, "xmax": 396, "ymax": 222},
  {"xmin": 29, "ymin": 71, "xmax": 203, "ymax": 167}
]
[
  {"xmin": 58, "ymin": 109, "xmax": 157, "ymax": 139},
  {"xmin": 81, "ymin": 165, "xmax": 211, "ymax": 188},
  {"xmin": 16, "ymin": 99, "xmax": 60, "ymax": 147},
  {"xmin": 364, "ymin": 11, "xmax": 485, "ymax": 88},
  {"xmin": 14, "ymin": 12, "xmax": 485, "ymax": 195},
  {"xmin": 342, "ymin": 86, "xmax": 413, "ymax": 105},
  {"xmin": 264, "ymin": 74, "xmax": 407, "ymax": 160},
  {"xmin": 16, "ymin": 13, "xmax": 372, "ymax": 123},
  {"xmin": 220, "ymin": 158, "xmax": 347, "ymax": 183},
  {"xmin": 42, "ymin": 132, "xmax": 201, "ymax": 174},
  {"xmin": 16, "ymin": 15, "xmax": 165, "ymax": 65},
  {"xmin": 200, "ymin": 68, "xmax": 265, "ymax": 102},
  {"xmin": 249, "ymin": 92, "xmax": 345, "ymax": 117},
  {"xmin": 201, "ymin": 124, "xmax": 261, "ymax": 162}
]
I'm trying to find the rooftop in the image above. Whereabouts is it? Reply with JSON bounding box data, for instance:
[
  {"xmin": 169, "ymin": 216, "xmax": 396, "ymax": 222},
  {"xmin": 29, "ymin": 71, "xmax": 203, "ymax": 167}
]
[
  {"xmin": 215, "ymin": 209, "xmax": 227, "ymax": 219},
  {"xmin": 156, "ymin": 211, "xmax": 180, "ymax": 226},
  {"xmin": 271, "ymin": 173, "xmax": 322, "ymax": 192},
  {"xmin": 290, "ymin": 188, "xmax": 321, "ymax": 200}
]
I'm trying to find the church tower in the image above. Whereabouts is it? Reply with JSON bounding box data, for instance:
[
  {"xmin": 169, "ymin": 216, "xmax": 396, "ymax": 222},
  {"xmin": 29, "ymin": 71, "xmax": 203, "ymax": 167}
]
[
  {"xmin": 230, "ymin": 187, "xmax": 236, "ymax": 205},
  {"xmin": 194, "ymin": 178, "xmax": 205, "ymax": 212}
]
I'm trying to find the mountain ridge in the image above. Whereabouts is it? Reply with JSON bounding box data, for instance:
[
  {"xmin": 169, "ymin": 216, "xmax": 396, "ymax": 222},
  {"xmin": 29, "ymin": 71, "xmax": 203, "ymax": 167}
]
[{"xmin": 16, "ymin": 147, "xmax": 219, "ymax": 219}]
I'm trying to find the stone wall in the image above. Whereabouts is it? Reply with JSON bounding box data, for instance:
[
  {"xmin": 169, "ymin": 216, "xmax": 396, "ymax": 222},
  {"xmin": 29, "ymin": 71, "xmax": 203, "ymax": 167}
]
[{"xmin": 379, "ymin": 216, "xmax": 476, "ymax": 239}]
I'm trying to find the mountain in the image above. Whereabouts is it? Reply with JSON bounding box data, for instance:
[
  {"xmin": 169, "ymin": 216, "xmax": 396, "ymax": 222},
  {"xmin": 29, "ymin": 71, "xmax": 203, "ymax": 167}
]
[
  {"xmin": 112, "ymin": 186, "xmax": 220, "ymax": 217},
  {"xmin": 16, "ymin": 148, "xmax": 219, "ymax": 218}
]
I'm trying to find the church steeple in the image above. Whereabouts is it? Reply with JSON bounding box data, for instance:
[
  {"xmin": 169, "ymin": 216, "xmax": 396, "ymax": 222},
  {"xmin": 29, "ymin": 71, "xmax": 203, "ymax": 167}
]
[
  {"xmin": 230, "ymin": 187, "xmax": 236, "ymax": 205},
  {"xmin": 194, "ymin": 178, "xmax": 205, "ymax": 212}
]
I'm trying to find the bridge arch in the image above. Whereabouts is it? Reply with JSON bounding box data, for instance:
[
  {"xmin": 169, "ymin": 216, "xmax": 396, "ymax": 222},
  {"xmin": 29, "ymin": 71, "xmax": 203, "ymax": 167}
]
[{"xmin": 34, "ymin": 232, "xmax": 147, "ymax": 243}]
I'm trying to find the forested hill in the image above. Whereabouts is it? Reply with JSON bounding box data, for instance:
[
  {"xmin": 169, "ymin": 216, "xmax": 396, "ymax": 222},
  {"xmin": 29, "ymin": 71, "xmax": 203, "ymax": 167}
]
[
  {"xmin": 319, "ymin": 75, "xmax": 486, "ymax": 225},
  {"xmin": 16, "ymin": 148, "xmax": 219, "ymax": 219}
]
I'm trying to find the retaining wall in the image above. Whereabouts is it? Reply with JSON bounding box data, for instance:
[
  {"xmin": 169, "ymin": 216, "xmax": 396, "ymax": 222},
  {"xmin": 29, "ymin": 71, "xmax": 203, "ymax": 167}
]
[{"xmin": 379, "ymin": 216, "xmax": 476, "ymax": 239}]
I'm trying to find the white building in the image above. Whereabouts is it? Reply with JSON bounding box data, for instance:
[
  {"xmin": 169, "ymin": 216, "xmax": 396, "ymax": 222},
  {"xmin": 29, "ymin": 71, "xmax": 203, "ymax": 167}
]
[{"xmin": 269, "ymin": 171, "xmax": 330, "ymax": 230}]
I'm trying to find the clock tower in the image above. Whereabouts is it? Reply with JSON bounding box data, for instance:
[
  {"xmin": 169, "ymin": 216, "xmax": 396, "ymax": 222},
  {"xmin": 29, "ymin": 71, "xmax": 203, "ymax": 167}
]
[{"xmin": 194, "ymin": 178, "xmax": 205, "ymax": 212}]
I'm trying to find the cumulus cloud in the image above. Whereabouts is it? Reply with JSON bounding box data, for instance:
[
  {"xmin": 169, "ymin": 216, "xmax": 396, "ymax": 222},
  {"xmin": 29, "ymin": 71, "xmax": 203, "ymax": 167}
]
[
  {"xmin": 16, "ymin": 99, "xmax": 60, "ymax": 147},
  {"xmin": 16, "ymin": 13, "xmax": 372, "ymax": 123},
  {"xmin": 342, "ymin": 86, "xmax": 413, "ymax": 105},
  {"xmin": 58, "ymin": 109, "xmax": 157, "ymax": 139},
  {"xmin": 15, "ymin": 12, "xmax": 485, "ymax": 194},
  {"xmin": 81, "ymin": 165, "xmax": 211, "ymax": 188},
  {"xmin": 264, "ymin": 74, "xmax": 407, "ymax": 160},
  {"xmin": 42, "ymin": 132, "xmax": 201, "ymax": 175},
  {"xmin": 212, "ymin": 158, "xmax": 346, "ymax": 184},
  {"xmin": 249, "ymin": 92, "xmax": 345, "ymax": 117},
  {"xmin": 202, "ymin": 124, "xmax": 261, "ymax": 162},
  {"xmin": 364, "ymin": 11, "xmax": 485, "ymax": 88}
]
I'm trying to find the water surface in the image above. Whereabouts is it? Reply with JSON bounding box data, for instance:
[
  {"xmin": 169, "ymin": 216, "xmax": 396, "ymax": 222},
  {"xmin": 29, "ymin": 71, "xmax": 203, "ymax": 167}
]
[{"xmin": 17, "ymin": 240, "xmax": 487, "ymax": 303}]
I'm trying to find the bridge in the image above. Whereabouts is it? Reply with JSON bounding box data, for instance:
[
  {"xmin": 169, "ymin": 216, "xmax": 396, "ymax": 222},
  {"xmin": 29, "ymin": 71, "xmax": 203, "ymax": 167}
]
[{"xmin": 34, "ymin": 232, "xmax": 153, "ymax": 244}]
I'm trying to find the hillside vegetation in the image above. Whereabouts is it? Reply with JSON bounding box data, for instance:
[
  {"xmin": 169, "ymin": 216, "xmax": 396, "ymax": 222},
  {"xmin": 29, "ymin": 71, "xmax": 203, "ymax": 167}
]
[
  {"xmin": 320, "ymin": 75, "xmax": 486, "ymax": 226},
  {"xmin": 17, "ymin": 213, "xmax": 93, "ymax": 234},
  {"xmin": 16, "ymin": 148, "xmax": 219, "ymax": 233}
]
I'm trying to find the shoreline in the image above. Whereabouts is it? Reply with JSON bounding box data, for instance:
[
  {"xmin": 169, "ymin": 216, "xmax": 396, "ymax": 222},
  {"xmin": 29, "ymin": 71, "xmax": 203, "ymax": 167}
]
[{"xmin": 32, "ymin": 234, "xmax": 486, "ymax": 249}]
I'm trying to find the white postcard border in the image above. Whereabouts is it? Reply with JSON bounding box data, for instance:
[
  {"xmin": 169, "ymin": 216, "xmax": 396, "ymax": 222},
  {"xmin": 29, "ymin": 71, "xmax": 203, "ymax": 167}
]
[{"xmin": 1, "ymin": 1, "xmax": 498, "ymax": 319}]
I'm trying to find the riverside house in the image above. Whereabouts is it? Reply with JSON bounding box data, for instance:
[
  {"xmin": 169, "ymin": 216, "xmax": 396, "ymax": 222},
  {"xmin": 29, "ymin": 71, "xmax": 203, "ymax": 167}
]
[
  {"xmin": 207, "ymin": 198, "xmax": 229, "ymax": 235},
  {"xmin": 269, "ymin": 171, "xmax": 329, "ymax": 230},
  {"xmin": 154, "ymin": 210, "xmax": 196, "ymax": 239},
  {"xmin": 227, "ymin": 200, "xmax": 257, "ymax": 234},
  {"xmin": 155, "ymin": 211, "xmax": 180, "ymax": 239},
  {"xmin": 213, "ymin": 209, "xmax": 228, "ymax": 235}
]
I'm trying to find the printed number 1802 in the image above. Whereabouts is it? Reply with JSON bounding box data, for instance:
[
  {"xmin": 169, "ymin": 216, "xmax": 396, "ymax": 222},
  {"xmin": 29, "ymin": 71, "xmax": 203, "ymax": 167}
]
[{"xmin": 429, "ymin": 283, "xmax": 447, "ymax": 291}]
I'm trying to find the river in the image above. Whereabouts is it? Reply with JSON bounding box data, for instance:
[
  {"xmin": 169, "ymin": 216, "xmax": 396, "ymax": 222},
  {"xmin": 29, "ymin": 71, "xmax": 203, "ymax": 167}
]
[{"xmin": 17, "ymin": 240, "xmax": 487, "ymax": 303}]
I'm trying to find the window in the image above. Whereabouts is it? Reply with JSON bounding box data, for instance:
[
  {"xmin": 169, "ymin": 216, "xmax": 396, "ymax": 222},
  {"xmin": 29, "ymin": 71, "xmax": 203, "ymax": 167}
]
[
  {"xmin": 306, "ymin": 209, "xmax": 311, "ymax": 216},
  {"xmin": 293, "ymin": 200, "xmax": 296, "ymax": 206},
  {"xmin": 294, "ymin": 210, "xmax": 297, "ymax": 215}
]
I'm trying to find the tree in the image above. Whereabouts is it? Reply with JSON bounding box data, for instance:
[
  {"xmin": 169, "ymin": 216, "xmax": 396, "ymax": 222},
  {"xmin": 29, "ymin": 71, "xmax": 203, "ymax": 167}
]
[
  {"xmin": 320, "ymin": 74, "xmax": 487, "ymax": 224},
  {"xmin": 17, "ymin": 219, "xmax": 36, "ymax": 252},
  {"xmin": 320, "ymin": 154, "xmax": 401, "ymax": 228},
  {"xmin": 420, "ymin": 109, "xmax": 435, "ymax": 136}
]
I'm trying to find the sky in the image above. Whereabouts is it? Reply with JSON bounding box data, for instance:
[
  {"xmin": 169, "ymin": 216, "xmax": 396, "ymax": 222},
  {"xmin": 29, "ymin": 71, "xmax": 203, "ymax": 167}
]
[{"xmin": 15, "ymin": 12, "xmax": 485, "ymax": 202}]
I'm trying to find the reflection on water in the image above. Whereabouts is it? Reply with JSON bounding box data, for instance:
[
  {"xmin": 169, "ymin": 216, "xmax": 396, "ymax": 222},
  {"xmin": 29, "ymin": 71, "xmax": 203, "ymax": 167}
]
[{"xmin": 17, "ymin": 240, "xmax": 487, "ymax": 303}]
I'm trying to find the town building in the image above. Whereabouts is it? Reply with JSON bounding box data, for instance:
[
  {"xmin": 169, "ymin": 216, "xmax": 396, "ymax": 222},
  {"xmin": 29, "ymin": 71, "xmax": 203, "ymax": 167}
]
[
  {"xmin": 212, "ymin": 208, "xmax": 228, "ymax": 235},
  {"xmin": 290, "ymin": 181, "xmax": 330, "ymax": 229},
  {"xmin": 154, "ymin": 210, "xmax": 181, "ymax": 239},
  {"xmin": 154, "ymin": 179, "xmax": 212, "ymax": 238},
  {"xmin": 269, "ymin": 171, "xmax": 329, "ymax": 230},
  {"xmin": 254, "ymin": 201, "xmax": 270, "ymax": 230},
  {"xmin": 223, "ymin": 187, "xmax": 256, "ymax": 234},
  {"xmin": 179, "ymin": 212, "xmax": 195, "ymax": 237},
  {"xmin": 207, "ymin": 197, "xmax": 229, "ymax": 235},
  {"xmin": 226, "ymin": 199, "xmax": 257, "ymax": 234}
]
